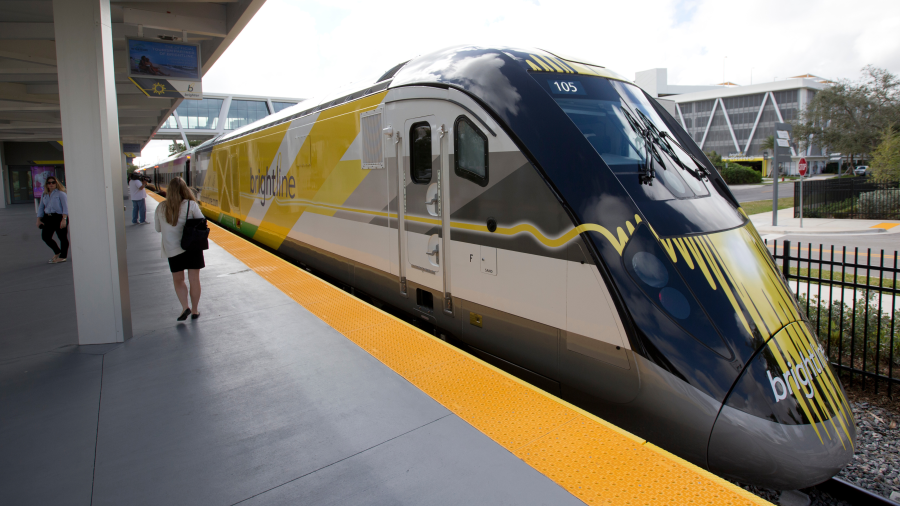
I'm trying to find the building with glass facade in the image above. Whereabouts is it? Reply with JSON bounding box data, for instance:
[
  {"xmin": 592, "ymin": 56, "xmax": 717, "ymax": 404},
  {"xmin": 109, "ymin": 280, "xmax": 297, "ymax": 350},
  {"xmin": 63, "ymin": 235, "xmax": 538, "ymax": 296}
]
[
  {"xmin": 157, "ymin": 93, "xmax": 303, "ymax": 145},
  {"xmin": 637, "ymin": 69, "xmax": 835, "ymax": 176}
]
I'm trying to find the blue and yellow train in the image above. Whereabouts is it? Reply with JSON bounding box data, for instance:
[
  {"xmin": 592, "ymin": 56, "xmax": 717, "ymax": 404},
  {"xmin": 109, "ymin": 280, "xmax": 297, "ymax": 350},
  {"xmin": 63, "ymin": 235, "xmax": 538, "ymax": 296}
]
[{"xmin": 145, "ymin": 46, "xmax": 855, "ymax": 490}]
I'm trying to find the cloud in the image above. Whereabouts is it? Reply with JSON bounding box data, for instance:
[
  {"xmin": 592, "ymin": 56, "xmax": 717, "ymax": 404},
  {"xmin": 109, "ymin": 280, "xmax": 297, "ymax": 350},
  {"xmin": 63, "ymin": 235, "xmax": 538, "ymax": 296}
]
[{"xmin": 139, "ymin": 0, "xmax": 900, "ymax": 161}]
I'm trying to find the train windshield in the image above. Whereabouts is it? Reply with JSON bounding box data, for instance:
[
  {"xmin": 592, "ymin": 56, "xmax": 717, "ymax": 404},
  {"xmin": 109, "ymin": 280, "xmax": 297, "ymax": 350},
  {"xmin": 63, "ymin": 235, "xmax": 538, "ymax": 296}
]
[{"xmin": 536, "ymin": 73, "xmax": 745, "ymax": 235}]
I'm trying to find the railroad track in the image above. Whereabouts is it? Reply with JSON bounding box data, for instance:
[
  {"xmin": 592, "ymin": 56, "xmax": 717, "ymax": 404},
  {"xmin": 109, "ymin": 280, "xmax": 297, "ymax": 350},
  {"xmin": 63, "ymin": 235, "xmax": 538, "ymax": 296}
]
[{"xmin": 816, "ymin": 477, "xmax": 897, "ymax": 505}]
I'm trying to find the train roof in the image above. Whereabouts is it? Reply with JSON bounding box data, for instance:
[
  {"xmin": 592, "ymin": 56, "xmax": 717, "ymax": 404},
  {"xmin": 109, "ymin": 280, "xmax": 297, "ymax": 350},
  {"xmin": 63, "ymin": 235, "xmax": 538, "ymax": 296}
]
[{"xmin": 207, "ymin": 46, "xmax": 628, "ymax": 148}]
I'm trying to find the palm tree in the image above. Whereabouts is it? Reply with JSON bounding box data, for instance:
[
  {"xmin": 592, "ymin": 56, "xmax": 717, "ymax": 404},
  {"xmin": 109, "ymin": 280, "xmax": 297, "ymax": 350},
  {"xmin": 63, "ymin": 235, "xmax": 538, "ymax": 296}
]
[{"xmin": 761, "ymin": 135, "xmax": 775, "ymax": 151}]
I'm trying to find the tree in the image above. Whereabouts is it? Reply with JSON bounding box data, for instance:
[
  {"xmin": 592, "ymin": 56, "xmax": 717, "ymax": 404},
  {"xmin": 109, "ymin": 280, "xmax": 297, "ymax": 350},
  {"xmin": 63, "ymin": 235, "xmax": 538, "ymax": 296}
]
[
  {"xmin": 870, "ymin": 127, "xmax": 900, "ymax": 182},
  {"xmin": 761, "ymin": 135, "xmax": 774, "ymax": 152},
  {"xmin": 705, "ymin": 150, "xmax": 724, "ymax": 170},
  {"xmin": 794, "ymin": 66, "xmax": 900, "ymax": 166},
  {"xmin": 168, "ymin": 139, "xmax": 203, "ymax": 154}
]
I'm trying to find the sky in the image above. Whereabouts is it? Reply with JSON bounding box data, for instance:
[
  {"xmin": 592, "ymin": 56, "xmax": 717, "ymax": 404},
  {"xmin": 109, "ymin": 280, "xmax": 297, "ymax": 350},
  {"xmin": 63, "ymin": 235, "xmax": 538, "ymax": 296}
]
[{"xmin": 134, "ymin": 0, "xmax": 900, "ymax": 165}]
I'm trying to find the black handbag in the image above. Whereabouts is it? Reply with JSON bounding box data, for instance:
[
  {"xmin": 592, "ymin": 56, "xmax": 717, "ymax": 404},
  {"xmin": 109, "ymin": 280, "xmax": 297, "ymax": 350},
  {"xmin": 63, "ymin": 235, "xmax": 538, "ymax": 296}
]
[{"xmin": 180, "ymin": 201, "xmax": 209, "ymax": 251}]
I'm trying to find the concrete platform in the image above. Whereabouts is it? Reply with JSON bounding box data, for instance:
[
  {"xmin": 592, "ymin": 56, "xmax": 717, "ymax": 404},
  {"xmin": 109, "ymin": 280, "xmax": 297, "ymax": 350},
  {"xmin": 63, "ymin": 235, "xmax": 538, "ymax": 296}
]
[{"xmin": 0, "ymin": 198, "xmax": 584, "ymax": 505}]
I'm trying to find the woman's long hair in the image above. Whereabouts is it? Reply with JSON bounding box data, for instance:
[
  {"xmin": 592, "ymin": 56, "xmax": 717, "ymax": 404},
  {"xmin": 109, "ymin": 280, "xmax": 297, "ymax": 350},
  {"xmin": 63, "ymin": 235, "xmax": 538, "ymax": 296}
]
[
  {"xmin": 163, "ymin": 177, "xmax": 196, "ymax": 226},
  {"xmin": 43, "ymin": 176, "xmax": 66, "ymax": 194}
]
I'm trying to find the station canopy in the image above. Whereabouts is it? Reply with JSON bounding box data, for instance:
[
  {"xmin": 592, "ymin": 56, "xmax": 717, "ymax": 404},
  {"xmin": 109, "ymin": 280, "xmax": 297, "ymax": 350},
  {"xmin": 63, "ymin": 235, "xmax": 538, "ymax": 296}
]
[{"xmin": 0, "ymin": 0, "xmax": 266, "ymax": 149}]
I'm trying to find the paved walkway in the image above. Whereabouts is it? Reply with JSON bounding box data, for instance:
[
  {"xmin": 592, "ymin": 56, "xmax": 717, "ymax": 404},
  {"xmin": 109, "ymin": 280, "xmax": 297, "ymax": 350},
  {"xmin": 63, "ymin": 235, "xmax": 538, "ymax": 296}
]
[
  {"xmin": 0, "ymin": 198, "xmax": 584, "ymax": 505},
  {"xmin": 751, "ymin": 208, "xmax": 900, "ymax": 236}
]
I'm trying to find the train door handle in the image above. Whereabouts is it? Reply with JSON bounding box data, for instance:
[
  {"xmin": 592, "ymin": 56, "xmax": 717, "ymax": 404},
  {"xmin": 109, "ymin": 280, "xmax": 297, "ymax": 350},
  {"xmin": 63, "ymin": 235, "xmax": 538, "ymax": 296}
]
[
  {"xmin": 425, "ymin": 243, "xmax": 439, "ymax": 266},
  {"xmin": 425, "ymin": 182, "xmax": 439, "ymax": 216}
]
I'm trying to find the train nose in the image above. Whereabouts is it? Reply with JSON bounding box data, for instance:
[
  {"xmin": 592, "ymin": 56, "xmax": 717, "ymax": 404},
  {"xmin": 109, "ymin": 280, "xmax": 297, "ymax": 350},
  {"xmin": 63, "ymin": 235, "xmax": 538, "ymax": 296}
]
[{"xmin": 707, "ymin": 322, "xmax": 856, "ymax": 490}]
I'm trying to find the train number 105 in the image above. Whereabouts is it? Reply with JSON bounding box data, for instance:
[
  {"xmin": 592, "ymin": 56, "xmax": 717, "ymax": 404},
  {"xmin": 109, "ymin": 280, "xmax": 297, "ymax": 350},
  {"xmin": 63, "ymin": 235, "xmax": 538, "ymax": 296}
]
[{"xmin": 548, "ymin": 79, "xmax": 586, "ymax": 95}]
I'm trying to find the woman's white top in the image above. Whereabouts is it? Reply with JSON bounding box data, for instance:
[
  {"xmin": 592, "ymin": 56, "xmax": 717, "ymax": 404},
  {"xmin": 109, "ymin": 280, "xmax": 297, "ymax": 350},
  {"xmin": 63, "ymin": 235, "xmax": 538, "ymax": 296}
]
[{"xmin": 154, "ymin": 200, "xmax": 203, "ymax": 259}]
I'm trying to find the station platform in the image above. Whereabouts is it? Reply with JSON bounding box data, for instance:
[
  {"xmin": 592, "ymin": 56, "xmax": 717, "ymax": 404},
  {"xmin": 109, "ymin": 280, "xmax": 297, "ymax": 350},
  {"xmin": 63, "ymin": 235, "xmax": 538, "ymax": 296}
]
[{"xmin": 1, "ymin": 196, "xmax": 771, "ymax": 505}]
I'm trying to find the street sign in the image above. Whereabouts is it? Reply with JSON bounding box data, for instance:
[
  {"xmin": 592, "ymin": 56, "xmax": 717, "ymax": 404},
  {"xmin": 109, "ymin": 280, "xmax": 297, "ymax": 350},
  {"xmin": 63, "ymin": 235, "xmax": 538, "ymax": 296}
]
[
  {"xmin": 772, "ymin": 123, "xmax": 793, "ymax": 227},
  {"xmin": 798, "ymin": 157, "xmax": 807, "ymax": 176},
  {"xmin": 774, "ymin": 122, "xmax": 793, "ymax": 157}
]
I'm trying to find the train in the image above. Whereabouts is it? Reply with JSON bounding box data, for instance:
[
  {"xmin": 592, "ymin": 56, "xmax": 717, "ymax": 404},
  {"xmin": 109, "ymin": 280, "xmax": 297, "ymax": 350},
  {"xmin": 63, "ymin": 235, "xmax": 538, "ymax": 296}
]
[{"xmin": 144, "ymin": 46, "xmax": 855, "ymax": 490}]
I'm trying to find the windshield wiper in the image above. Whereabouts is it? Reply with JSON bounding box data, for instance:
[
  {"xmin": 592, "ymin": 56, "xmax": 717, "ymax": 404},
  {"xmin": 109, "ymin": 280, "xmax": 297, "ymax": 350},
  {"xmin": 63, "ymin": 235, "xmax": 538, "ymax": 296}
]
[
  {"xmin": 622, "ymin": 109, "xmax": 661, "ymax": 185},
  {"xmin": 624, "ymin": 107, "xmax": 711, "ymax": 184},
  {"xmin": 657, "ymin": 130, "xmax": 712, "ymax": 182}
]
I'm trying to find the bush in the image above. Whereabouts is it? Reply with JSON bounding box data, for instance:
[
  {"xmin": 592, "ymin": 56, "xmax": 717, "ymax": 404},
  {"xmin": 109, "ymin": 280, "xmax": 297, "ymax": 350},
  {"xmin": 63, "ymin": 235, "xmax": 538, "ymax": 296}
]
[
  {"xmin": 798, "ymin": 293, "xmax": 900, "ymax": 377},
  {"xmin": 720, "ymin": 164, "xmax": 762, "ymax": 185},
  {"xmin": 858, "ymin": 189, "xmax": 900, "ymax": 218}
]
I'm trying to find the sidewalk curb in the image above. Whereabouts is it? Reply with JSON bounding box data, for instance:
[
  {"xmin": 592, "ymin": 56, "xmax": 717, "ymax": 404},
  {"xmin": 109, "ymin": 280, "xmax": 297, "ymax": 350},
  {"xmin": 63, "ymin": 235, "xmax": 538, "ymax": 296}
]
[{"xmin": 754, "ymin": 226, "xmax": 886, "ymax": 235}]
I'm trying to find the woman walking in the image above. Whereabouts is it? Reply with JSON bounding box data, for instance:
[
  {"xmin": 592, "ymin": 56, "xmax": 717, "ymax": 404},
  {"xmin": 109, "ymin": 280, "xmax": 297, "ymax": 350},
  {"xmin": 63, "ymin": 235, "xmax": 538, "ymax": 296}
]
[
  {"xmin": 155, "ymin": 177, "xmax": 204, "ymax": 321},
  {"xmin": 35, "ymin": 176, "xmax": 69, "ymax": 264}
]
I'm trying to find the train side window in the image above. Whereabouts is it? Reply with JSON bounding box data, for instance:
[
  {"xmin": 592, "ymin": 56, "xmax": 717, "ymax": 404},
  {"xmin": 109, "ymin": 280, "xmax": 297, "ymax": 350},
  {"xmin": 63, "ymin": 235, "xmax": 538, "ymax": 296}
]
[
  {"xmin": 409, "ymin": 122, "xmax": 432, "ymax": 184},
  {"xmin": 454, "ymin": 116, "xmax": 488, "ymax": 186}
]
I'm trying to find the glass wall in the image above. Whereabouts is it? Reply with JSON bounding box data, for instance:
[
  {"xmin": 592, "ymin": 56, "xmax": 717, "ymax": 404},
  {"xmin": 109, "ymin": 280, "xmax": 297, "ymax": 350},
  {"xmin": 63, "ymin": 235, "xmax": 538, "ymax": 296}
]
[
  {"xmin": 162, "ymin": 98, "xmax": 223, "ymax": 130},
  {"xmin": 226, "ymin": 100, "xmax": 270, "ymax": 130},
  {"xmin": 178, "ymin": 98, "xmax": 224, "ymax": 129},
  {"xmin": 272, "ymin": 101, "xmax": 298, "ymax": 113}
]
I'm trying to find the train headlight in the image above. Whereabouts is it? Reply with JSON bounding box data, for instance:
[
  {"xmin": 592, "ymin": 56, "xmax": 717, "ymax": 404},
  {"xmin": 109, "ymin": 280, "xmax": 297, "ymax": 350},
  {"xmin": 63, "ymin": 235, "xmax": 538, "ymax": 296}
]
[
  {"xmin": 658, "ymin": 287, "xmax": 690, "ymax": 319},
  {"xmin": 631, "ymin": 252, "xmax": 668, "ymax": 288},
  {"xmin": 623, "ymin": 225, "xmax": 729, "ymax": 357},
  {"xmin": 630, "ymin": 251, "xmax": 689, "ymax": 319}
]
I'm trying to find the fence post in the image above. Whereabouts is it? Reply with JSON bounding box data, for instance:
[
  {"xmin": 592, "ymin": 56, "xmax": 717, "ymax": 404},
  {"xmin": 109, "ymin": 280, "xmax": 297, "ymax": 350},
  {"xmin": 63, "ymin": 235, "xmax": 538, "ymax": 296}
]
[{"xmin": 782, "ymin": 240, "xmax": 791, "ymax": 282}]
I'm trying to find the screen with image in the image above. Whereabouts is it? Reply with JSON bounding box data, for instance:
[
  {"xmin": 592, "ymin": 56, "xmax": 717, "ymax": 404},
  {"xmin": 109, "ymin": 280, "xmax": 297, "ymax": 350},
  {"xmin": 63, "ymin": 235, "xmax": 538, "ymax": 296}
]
[
  {"xmin": 32, "ymin": 166, "xmax": 56, "ymax": 198},
  {"xmin": 128, "ymin": 39, "xmax": 200, "ymax": 80}
]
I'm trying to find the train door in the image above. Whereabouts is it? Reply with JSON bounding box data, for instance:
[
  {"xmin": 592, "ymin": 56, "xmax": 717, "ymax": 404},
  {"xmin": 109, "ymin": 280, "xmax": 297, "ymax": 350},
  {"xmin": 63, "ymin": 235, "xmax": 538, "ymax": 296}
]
[
  {"xmin": 388, "ymin": 102, "xmax": 454, "ymax": 315},
  {"xmin": 184, "ymin": 157, "xmax": 191, "ymax": 187}
]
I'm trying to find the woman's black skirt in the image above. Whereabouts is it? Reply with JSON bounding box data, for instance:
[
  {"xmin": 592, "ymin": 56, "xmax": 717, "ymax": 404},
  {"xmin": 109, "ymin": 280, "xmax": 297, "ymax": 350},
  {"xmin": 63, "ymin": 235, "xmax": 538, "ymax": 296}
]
[{"xmin": 167, "ymin": 249, "xmax": 205, "ymax": 273}]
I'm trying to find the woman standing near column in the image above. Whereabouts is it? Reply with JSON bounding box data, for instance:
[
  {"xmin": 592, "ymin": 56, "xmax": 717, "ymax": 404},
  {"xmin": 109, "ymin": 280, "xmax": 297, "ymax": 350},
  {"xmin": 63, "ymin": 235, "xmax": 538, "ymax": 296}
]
[
  {"xmin": 35, "ymin": 176, "xmax": 69, "ymax": 264},
  {"xmin": 155, "ymin": 177, "xmax": 205, "ymax": 321}
]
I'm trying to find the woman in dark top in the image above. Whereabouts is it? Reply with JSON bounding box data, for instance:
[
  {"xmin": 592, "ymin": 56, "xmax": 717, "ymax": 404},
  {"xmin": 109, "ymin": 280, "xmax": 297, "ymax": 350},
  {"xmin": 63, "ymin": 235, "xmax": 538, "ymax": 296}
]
[{"xmin": 35, "ymin": 176, "xmax": 69, "ymax": 264}]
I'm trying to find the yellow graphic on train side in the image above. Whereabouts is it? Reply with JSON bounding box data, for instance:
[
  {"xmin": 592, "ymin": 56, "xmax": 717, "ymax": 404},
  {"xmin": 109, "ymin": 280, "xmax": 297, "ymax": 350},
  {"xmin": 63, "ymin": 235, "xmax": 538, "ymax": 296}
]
[{"xmin": 207, "ymin": 92, "xmax": 388, "ymax": 250}]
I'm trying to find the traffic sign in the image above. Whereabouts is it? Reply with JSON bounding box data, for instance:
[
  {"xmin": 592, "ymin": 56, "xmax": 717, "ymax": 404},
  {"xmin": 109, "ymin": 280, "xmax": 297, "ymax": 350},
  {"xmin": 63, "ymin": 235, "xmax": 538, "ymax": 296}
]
[{"xmin": 798, "ymin": 158, "xmax": 807, "ymax": 176}]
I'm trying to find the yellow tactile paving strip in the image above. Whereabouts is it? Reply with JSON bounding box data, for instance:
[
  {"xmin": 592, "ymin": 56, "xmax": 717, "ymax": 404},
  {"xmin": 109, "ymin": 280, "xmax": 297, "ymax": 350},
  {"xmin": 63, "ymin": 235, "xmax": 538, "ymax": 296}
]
[{"xmin": 149, "ymin": 193, "xmax": 770, "ymax": 505}]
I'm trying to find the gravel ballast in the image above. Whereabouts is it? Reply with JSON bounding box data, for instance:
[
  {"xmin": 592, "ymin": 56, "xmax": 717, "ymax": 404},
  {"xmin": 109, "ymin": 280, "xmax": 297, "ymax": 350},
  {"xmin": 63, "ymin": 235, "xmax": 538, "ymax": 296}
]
[{"xmin": 734, "ymin": 401, "xmax": 900, "ymax": 505}]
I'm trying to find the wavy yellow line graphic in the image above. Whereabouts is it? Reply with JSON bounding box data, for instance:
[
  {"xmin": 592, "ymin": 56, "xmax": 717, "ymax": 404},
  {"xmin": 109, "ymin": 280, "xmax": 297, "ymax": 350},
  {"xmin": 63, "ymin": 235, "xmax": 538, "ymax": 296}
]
[{"xmin": 237, "ymin": 195, "xmax": 642, "ymax": 254}]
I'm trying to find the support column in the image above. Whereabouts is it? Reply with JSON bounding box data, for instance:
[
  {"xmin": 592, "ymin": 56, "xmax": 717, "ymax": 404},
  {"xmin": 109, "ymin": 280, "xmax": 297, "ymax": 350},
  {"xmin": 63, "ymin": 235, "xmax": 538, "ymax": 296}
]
[
  {"xmin": 53, "ymin": 0, "xmax": 132, "ymax": 344},
  {"xmin": 0, "ymin": 142, "xmax": 7, "ymax": 208}
]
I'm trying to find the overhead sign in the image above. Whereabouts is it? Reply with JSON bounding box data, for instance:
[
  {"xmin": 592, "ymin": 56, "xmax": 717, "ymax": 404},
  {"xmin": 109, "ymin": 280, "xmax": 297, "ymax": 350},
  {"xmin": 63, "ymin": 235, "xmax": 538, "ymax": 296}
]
[
  {"xmin": 126, "ymin": 38, "xmax": 202, "ymax": 100},
  {"xmin": 129, "ymin": 78, "xmax": 201, "ymax": 99},
  {"xmin": 798, "ymin": 158, "xmax": 807, "ymax": 176}
]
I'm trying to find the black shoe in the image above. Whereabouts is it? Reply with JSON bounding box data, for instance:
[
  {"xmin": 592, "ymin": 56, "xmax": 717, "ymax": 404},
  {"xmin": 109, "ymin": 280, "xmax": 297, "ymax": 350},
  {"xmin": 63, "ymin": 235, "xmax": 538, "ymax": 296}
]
[
  {"xmin": 177, "ymin": 308, "xmax": 191, "ymax": 321},
  {"xmin": 191, "ymin": 313, "xmax": 200, "ymax": 320}
]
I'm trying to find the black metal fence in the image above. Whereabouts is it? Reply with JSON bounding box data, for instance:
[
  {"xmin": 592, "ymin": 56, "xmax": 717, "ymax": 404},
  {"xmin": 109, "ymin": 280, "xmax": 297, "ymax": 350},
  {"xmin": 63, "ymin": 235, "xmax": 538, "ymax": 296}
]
[
  {"xmin": 767, "ymin": 239, "xmax": 899, "ymax": 396},
  {"xmin": 794, "ymin": 176, "xmax": 900, "ymax": 220}
]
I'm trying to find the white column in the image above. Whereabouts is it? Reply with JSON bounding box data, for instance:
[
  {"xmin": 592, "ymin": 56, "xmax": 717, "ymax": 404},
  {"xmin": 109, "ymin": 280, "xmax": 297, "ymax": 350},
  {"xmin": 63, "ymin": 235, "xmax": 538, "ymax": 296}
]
[
  {"xmin": 53, "ymin": 0, "xmax": 132, "ymax": 344},
  {"xmin": 122, "ymin": 147, "xmax": 129, "ymax": 197},
  {"xmin": 218, "ymin": 96, "xmax": 232, "ymax": 133},
  {"xmin": 0, "ymin": 142, "xmax": 7, "ymax": 208}
]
